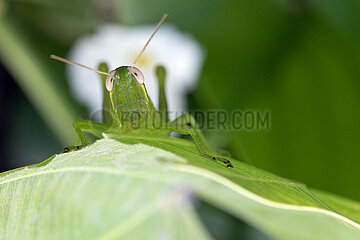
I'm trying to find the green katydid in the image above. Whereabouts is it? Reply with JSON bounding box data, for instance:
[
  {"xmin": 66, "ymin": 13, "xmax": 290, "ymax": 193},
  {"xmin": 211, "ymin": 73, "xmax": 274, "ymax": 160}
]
[{"xmin": 51, "ymin": 14, "xmax": 233, "ymax": 168}]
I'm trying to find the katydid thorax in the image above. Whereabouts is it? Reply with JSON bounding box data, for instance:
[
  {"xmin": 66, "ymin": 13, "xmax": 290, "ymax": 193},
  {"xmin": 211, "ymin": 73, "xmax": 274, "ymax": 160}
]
[{"xmin": 51, "ymin": 14, "xmax": 233, "ymax": 168}]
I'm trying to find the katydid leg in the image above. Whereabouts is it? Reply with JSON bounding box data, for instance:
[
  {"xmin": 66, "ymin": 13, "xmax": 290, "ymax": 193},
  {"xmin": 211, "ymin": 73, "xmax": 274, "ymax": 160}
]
[
  {"xmin": 156, "ymin": 65, "xmax": 169, "ymax": 122},
  {"xmin": 62, "ymin": 120, "xmax": 111, "ymax": 153},
  {"xmin": 168, "ymin": 113, "xmax": 233, "ymax": 167}
]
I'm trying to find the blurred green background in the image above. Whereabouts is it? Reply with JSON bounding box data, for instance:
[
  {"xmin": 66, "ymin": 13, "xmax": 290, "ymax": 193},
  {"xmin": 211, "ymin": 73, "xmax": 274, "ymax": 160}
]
[{"xmin": 0, "ymin": 0, "xmax": 359, "ymax": 224}]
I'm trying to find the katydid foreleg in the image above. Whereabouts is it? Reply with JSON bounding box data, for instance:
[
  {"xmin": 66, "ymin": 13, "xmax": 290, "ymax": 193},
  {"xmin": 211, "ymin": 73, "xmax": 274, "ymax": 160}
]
[{"xmin": 62, "ymin": 120, "xmax": 111, "ymax": 152}]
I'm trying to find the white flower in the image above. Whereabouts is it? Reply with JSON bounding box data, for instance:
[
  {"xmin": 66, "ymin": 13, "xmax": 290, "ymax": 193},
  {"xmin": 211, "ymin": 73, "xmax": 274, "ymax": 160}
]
[{"xmin": 67, "ymin": 24, "xmax": 205, "ymax": 121}]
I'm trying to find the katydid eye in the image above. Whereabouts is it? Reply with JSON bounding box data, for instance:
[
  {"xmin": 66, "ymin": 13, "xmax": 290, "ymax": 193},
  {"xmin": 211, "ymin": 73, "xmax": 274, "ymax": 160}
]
[
  {"xmin": 106, "ymin": 70, "xmax": 116, "ymax": 91},
  {"xmin": 127, "ymin": 66, "xmax": 144, "ymax": 84}
]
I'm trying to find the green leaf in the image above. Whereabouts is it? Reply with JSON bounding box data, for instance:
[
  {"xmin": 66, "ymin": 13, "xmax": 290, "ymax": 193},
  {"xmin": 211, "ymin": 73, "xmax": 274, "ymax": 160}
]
[{"xmin": 1, "ymin": 137, "xmax": 360, "ymax": 239}]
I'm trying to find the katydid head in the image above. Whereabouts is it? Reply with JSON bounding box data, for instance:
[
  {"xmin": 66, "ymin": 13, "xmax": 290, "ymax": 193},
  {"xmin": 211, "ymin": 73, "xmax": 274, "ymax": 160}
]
[
  {"xmin": 105, "ymin": 66, "xmax": 144, "ymax": 91},
  {"xmin": 104, "ymin": 66, "xmax": 154, "ymax": 116}
]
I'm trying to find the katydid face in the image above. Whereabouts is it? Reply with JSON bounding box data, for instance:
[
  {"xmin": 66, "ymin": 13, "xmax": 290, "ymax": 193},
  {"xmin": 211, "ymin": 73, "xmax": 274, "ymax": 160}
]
[{"xmin": 105, "ymin": 66, "xmax": 156, "ymax": 124}]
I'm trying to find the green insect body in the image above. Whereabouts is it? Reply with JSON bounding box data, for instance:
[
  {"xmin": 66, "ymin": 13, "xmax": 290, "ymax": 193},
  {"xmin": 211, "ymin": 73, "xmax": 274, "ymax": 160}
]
[
  {"xmin": 60, "ymin": 62, "xmax": 233, "ymax": 168},
  {"xmin": 55, "ymin": 15, "xmax": 233, "ymax": 168}
]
